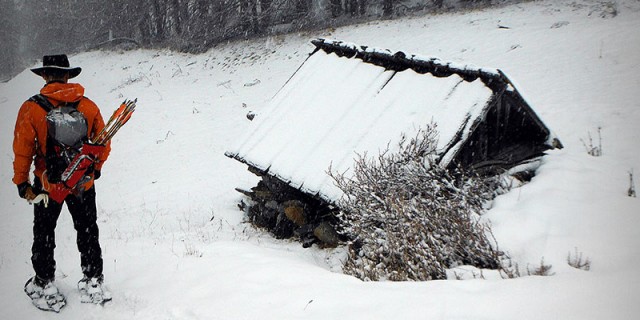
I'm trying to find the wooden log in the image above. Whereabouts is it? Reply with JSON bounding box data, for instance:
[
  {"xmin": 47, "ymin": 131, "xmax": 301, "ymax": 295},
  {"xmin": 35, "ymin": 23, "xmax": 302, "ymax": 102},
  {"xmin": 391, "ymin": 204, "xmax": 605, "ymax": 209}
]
[
  {"xmin": 314, "ymin": 222, "xmax": 340, "ymax": 247},
  {"xmin": 283, "ymin": 200, "xmax": 306, "ymax": 226},
  {"xmin": 234, "ymin": 188, "xmax": 254, "ymax": 197}
]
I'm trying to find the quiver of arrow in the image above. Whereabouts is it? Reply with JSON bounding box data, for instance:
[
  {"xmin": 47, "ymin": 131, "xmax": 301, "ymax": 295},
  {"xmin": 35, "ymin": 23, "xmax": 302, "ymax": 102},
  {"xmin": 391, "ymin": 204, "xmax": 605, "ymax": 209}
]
[{"xmin": 46, "ymin": 99, "xmax": 136, "ymax": 204}]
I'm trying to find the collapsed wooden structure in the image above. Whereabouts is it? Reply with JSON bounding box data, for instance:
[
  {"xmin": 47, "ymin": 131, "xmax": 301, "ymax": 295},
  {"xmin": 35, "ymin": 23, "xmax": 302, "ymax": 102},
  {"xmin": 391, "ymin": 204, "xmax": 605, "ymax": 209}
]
[{"xmin": 226, "ymin": 39, "xmax": 562, "ymax": 246}]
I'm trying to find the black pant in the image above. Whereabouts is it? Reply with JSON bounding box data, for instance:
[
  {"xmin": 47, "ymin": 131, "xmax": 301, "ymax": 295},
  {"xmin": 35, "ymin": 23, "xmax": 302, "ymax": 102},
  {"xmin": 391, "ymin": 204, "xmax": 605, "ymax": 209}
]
[{"xmin": 32, "ymin": 180, "xmax": 103, "ymax": 282}]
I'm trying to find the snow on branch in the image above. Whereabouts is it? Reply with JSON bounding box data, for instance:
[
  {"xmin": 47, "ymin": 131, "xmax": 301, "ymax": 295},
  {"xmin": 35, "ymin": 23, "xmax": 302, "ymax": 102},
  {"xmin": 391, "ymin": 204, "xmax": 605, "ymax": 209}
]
[{"xmin": 329, "ymin": 124, "xmax": 503, "ymax": 281}]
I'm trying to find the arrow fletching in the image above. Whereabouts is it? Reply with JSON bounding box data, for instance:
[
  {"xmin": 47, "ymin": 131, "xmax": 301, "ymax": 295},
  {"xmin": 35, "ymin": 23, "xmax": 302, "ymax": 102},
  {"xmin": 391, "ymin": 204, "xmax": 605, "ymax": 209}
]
[{"xmin": 93, "ymin": 99, "xmax": 137, "ymax": 145}]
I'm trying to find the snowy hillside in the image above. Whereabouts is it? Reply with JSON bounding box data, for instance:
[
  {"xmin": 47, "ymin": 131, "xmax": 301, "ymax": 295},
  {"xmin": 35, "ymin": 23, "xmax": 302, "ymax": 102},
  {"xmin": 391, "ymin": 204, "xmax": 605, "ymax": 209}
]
[{"xmin": 1, "ymin": 0, "xmax": 639, "ymax": 319}]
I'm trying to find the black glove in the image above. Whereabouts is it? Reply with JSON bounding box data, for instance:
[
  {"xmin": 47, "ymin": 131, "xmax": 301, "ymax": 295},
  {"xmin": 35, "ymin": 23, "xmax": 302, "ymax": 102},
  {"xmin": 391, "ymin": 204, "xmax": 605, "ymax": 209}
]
[
  {"xmin": 85, "ymin": 164, "xmax": 100, "ymax": 180},
  {"xmin": 17, "ymin": 182, "xmax": 35, "ymax": 200}
]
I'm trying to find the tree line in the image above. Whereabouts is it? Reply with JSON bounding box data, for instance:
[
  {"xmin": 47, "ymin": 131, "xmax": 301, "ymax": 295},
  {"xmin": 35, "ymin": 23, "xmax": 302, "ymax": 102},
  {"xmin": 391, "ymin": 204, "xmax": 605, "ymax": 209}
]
[{"xmin": 1, "ymin": 0, "xmax": 499, "ymax": 81}]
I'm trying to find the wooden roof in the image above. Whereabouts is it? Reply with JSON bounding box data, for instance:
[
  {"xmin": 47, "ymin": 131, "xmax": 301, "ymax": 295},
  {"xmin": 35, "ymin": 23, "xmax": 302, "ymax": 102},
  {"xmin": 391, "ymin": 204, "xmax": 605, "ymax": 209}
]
[{"xmin": 226, "ymin": 39, "xmax": 558, "ymax": 203}]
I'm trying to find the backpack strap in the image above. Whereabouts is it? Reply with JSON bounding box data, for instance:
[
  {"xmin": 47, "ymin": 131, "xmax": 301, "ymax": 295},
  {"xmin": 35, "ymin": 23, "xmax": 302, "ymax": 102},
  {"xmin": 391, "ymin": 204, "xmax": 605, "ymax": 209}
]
[
  {"xmin": 28, "ymin": 94, "xmax": 55, "ymax": 112},
  {"xmin": 28, "ymin": 94, "xmax": 81, "ymax": 111}
]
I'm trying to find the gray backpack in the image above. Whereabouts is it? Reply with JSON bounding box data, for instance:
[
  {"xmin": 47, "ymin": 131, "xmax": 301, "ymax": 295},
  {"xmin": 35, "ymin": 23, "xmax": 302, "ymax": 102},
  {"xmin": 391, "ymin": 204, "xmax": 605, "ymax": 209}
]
[{"xmin": 29, "ymin": 94, "xmax": 88, "ymax": 182}]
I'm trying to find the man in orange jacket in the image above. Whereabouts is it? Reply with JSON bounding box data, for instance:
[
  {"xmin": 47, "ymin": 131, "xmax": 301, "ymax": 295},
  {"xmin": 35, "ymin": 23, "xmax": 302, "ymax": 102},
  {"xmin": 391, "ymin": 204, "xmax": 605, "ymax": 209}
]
[{"xmin": 13, "ymin": 54, "xmax": 112, "ymax": 310}]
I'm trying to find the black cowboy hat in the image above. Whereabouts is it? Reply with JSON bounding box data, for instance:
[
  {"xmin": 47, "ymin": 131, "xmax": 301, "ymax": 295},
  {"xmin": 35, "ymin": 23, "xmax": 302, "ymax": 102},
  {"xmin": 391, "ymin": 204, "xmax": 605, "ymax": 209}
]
[{"xmin": 30, "ymin": 54, "xmax": 82, "ymax": 78}]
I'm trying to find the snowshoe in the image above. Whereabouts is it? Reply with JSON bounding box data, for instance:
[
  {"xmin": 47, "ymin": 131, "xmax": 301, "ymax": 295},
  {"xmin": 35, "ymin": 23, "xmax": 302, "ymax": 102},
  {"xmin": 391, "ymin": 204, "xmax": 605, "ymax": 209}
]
[
  {"xmin": 78, "ymin": 276, "xmax": 112, "ymax": 305},
  {"xmin": 24, "ymin": 277, "xmax": 66, "ymax": 313}
]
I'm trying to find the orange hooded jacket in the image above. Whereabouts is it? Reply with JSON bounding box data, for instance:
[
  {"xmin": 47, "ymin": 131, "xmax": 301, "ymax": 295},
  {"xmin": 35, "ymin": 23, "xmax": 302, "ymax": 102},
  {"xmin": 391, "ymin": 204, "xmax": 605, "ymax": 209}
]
[{"xmin": 12, "ymin": 82, "xmax": 111, "ymax": 192}]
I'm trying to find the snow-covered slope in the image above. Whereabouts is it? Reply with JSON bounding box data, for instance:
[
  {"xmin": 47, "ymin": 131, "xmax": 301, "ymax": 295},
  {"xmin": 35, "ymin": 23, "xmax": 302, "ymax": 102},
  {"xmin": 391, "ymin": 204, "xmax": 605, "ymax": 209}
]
[{"xmin": 1, "ymin": 0, "xmax": 639, "ymax": 319}]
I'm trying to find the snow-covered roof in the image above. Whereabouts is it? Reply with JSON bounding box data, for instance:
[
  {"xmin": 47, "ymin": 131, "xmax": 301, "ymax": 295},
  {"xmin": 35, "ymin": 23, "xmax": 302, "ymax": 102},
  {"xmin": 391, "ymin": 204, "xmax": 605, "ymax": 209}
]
[
  {"xmin": 314, "ymin": 39, "xmax": 503, "ymax": 83},
  {"xmin": 226, "ymin": 40, "xmax": 514, "ymax": 203}
]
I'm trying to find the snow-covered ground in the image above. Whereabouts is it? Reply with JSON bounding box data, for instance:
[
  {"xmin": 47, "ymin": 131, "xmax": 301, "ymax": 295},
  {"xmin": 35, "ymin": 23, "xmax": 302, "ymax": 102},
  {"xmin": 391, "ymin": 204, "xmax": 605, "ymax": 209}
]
[{"xmin": 1, "ymin": 0, "xmax": 639, "ymax": 318}]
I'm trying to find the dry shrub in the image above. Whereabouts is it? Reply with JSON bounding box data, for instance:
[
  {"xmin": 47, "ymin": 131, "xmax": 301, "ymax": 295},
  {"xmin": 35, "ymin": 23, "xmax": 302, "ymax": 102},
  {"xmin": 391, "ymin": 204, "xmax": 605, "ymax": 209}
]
[{"xmin": 329, "ymin": 124, "xmax": 501, "ymax": 281}]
